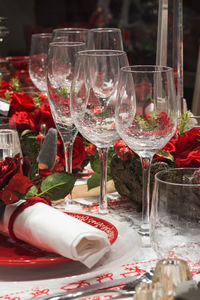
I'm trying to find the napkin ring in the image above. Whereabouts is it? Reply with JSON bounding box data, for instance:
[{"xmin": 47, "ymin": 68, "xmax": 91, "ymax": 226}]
[{"xmin": 8, "ymin": 196, "xmax": 51, "ymax": 243}]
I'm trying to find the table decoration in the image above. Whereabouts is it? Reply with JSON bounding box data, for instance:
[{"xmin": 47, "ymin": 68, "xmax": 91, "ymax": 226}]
[
  {"xmin": 0, "ymin": 202, "xmax": 112, "ymax": 268},
  {"xmin": 0, "ymin": 76, "xmax": 93, "ymax": 198},
  {"xmin": 0, "ymin": 212, "xmax": 118, "ymax": 267},
  {"xmin": 111, "ymin": 112, "xmax": 200, "ymax": 211},
  {"xmin": 152, "ymin": 258, "xmax": 193, "ymax": 300}
]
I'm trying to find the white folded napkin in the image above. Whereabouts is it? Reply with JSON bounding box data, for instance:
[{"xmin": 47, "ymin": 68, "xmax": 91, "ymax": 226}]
[{"xmin": 0, "ymin": 200, "xmax": 111, "ymax": 268}]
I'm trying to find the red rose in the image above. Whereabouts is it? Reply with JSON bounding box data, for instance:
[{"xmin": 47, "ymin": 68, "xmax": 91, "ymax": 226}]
[
  {"xmin": 0, "ymin": 154, "xmax": 23, "ymax": 188},
  {"xmin": 172, "ymin": 128, "xmax": 200, "ymax": 167},
  {"xmin": 0, "ymin": 174, "xmax": 33, "ymax": 205},
  {"xmin": 56, "ymin": 136, "xmax": 86, "ymax": 170},
  {"xmin": 0, "ymin": 189, "xmax": 19, "ymax": 205},
  {"xmin": 162, "ymin": 140, "xmax": 176, "ymax": 154},
  {"xmin": 6, "ymin": 173, "xmax": 32, "ymax": 194},
  {"xmin": 11, "ymin": 111, "xmax": 35, "ymax": 132},
  {"xmin": 0, "ymin": 80, "xmax": 10, "ymax": 90},
  {"xmin": 156, "ymin": 127, "xmax": 200, "ymax": 167},
  {"xmin": 31, "ymin": 104, "xmax": 55, "ymax": 133},
  {"xmin": 72, "ymin": 136, "xmax": 86, "ymax": 169},
  {"xmin": 8, "ymin": 91, "xmax": 36, "ymax": 116}
]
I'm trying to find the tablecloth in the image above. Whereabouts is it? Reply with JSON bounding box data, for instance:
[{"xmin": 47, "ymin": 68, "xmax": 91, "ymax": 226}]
[{"xmin": 0, "ymin": 187, "xmax": 199, "ymax": 300}]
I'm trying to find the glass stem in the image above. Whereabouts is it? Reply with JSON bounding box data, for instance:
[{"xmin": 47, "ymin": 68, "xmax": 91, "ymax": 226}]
[
  {"xmin": 98, "ymin": 147, "xmax": 108, "ymax": 214},
  {"xmin": 140, "ymin": 155, "xmax": 153, "ymax": 232},
  {"xmin": 64, "ymin": 141, "xmax": 73, "ymax": 174}
]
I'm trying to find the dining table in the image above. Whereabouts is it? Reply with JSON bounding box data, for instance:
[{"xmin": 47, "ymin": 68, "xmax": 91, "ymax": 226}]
[{"xmin": 0, "ymin": 173, "xmax": 200, "ymax": 300}]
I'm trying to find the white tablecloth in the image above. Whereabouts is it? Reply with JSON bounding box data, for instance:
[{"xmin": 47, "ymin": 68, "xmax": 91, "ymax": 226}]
[{"xmin": 0, "ymin": 192, "xmax": 199, "ymax": 300}]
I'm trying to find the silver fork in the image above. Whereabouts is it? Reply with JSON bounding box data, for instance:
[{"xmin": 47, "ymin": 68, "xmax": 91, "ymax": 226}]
[{"xmin": 39, "ymin": 270, "xmax": 154, "ymax": 300}]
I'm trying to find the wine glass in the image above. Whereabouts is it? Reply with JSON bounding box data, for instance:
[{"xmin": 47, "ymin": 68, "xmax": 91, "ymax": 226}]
[
  {"xmin": 47, "ymin": 41, "xmax": 86, "ymax": 174},
  {"xmin": 87, "ymin": 27, "xmax": 124, "ymax": 50},
  {"xmin": 70, "ymin": 50, "xmax": 129, "ymax": 214},
  {"xmin": 115, "ymin": 65, "xmax": 178, "ymax": 235},
  {"xmin": 29, "ymin": 33, "xmax": 52, "ymax": 94},
  {"xmin": 52, "ymin": 27, "xmax": 88, "ymax": 43},
  {"xmin": 150, "ymin": 168, "xmax": 200, "ymax": 271}
]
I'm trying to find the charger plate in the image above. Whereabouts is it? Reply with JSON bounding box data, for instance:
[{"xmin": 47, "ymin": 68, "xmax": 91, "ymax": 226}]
[{"xmin": 0, "ymin": 212, "xmax": 118, "ymax": 267}]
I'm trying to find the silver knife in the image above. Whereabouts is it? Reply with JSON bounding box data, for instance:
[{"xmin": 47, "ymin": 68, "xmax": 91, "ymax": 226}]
[{"xmin": 39, "ymin": 271, "xmax": 153, "ymax": 300}]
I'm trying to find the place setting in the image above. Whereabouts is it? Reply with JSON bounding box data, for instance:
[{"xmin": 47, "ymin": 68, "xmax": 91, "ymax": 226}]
[{"xmin": 0, "ymin": 2, "xmax": 200, "ymax": 299}]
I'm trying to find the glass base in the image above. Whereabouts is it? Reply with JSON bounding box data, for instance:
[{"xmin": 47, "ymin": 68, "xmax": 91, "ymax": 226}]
[{"xmin": 138, "ymin": 223, "xmax": 150, "ymax": 236}]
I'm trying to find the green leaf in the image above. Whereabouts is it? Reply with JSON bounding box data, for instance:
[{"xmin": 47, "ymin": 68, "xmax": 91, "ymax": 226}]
[
  {"xmin": 58, "ymin": 86, "xmax": 69, "ymax": 98},
  {"xmin": 87, "ymin": 172, "xmax": 111, "ymax": 190},
  {"xmin": 88, "ymin": 172, "xmax": 101, "ymax": 190},
  {"xmin": 89, "ymin": 148, "xmax": 115, "ymax": 175},
  {"xmin": 40, "ymin": 172, "xmax": 77, "ymax": 201},
  {"xmin": 21, "ymin": 134, "xmax": 40, "ymax": 162},
  {"xmin": 90, "ymin": 153, "xmax": 100, "ymax": 173},
  {"xmin": 87, "ymin": 147, "xmax": 114, "ymax": 190},
  {"xmin": 156, "ymin": 150, "xmax": 174, "ymax": 162},
  {"xmin": 25, "ymin": 185, "xmax": 39, "ymax": 198},
  {"xmin": 178, "ymin": 111, "xmax": 192, "ymax": 135},
  {"xmin": 29, "ymin": 160, "xmax": 38, "ymax": 180},
  {"xmin": 21, "ymin": 129, "xmax": 32, "ymax": 137}
]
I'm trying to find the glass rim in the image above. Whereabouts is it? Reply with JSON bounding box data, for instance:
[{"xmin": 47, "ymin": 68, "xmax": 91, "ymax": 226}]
[
  {"xmin": 88, "ymin": 27, "xmax": 121, "ymax": 33},
  {"xmin": 52, "ymin": 27, "xmax": 88, "ymax": 33},
  {"xmin": 32, "ymin": 33, "xmax": 52, "ymax": 38},
  {"xmin": 121, "ymin": 65, "xmax": 173, "ymax": 73},
  {"xmin": 49, "ymin": 41, "xmax": 86, "ymax": 47},
  {"xmin": 155, "ymin": 168, "xmax": 200, "ymax": 186},
  {"xmin": 77, "ymin": 49, "xmax": 126, "ymax": 57}
]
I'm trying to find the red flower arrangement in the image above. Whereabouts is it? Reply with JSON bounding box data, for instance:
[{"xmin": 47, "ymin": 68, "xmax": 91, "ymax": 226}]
[
  {"xmin": 0, "ymin": 78, "xmax": 97, "ymax": 209},
  {"xmin": 111, "ymin": 112, "xmax": 200, "ymax": 207},
  {"xmin": 2, "ymin": 77, "xmax": 198, "ymax": 210},
  {"xmin": 0, "ymin": 78, "xmax": 88, "ymax": 169},
  {"xmin": 113, "ymin": 112, "xmax": 200, "ymax": 168}
]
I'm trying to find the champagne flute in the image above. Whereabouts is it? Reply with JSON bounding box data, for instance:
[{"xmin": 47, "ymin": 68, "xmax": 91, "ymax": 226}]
[
  {"xmin": 115, "ymin": 65, "xmax": 178, "ymax": 234},
  {"xmin": 29, "ymin": 33, "xmax": 52, "ymax": 94},
  {"xmin": 47, "ymin": 41, "xmax": 86, "ymax": 174},
  {"xmin": 70, "ymin": 50, "xmax": 129, "ymax": 214},
  {"xmin": 87, "ymin": 27, "xmax": 124, "ymax": 50}
]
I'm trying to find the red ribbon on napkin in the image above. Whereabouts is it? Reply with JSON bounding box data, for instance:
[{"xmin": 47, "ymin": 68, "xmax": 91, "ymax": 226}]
[{"xmin": 8, "ymin": 196, "xmax": 51, "ymax": 243}]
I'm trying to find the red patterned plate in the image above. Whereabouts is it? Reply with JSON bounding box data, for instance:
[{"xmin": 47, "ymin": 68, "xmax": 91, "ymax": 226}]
[{"xmin": 0, "ymin": 212, "xmax": 118, "ymax": 267}]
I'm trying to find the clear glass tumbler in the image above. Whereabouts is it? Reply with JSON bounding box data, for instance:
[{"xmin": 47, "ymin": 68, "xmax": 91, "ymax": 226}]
[
  {"xmin": 0, "ymin": 116, "xmax": 22, "ymax": 160},
  {"xmin": 150, "ymin": 168, "xmax": 200, "ymax": 270}
]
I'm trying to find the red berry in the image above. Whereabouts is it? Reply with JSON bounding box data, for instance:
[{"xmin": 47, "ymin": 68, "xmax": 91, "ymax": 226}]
[
  {"xmin": 118, "ymin": 146, "xmax": 132, "ymax": 161},
  {"xmin": 85, "ymin": 144, "xmax": 97, "ymax": 156},
  {"xmin": 113, "ymin": 139, "xmax": 127, "ymax": 153}
]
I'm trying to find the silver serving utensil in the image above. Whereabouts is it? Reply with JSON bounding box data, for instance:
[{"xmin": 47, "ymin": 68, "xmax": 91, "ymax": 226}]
[{"xmin": 39, "ymin": 270, "xmax": 154, "ymax": 300}]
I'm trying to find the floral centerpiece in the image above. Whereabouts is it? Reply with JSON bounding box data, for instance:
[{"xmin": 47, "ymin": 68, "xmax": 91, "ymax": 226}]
[
  {"xmin": 0, "ymin": 77, "xmax": 99, "ymax": 215},
  {"xmin": 0, "ymin": 77, "xmax": 200, "ymax": 214},
  {"xmin": 111, "ymin": 112, "xmax": 200, "ymax": 210}
]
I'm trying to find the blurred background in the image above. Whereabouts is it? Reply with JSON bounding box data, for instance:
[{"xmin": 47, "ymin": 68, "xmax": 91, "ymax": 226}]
[{"xmin": 0, "ymin": 0, "xmax": 199, "ymax": 110}]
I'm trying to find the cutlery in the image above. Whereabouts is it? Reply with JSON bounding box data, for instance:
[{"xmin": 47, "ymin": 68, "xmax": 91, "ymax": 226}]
[{"xmin": 39, "ymin": 270, "xmax": 153, "ymax": 299}]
